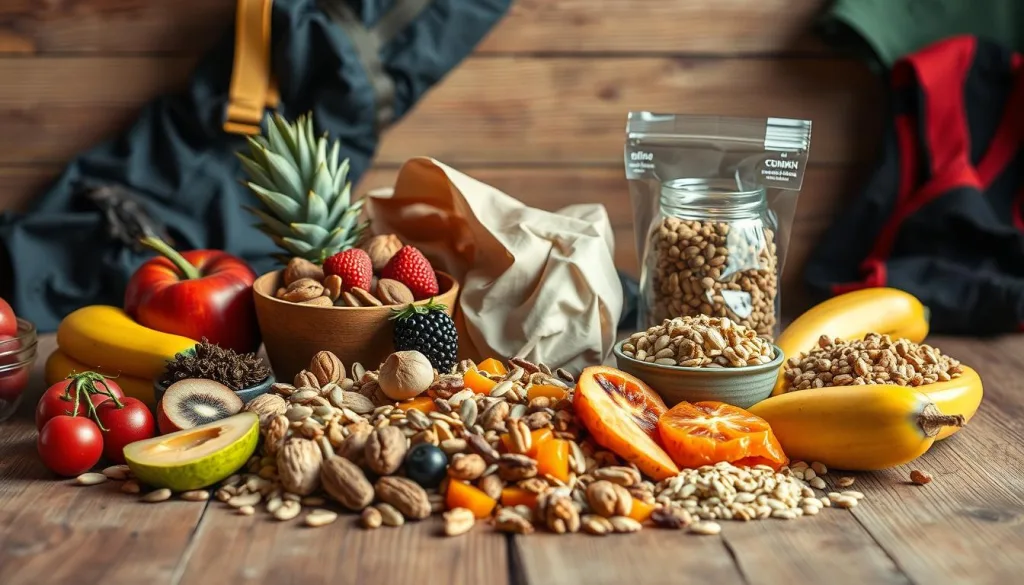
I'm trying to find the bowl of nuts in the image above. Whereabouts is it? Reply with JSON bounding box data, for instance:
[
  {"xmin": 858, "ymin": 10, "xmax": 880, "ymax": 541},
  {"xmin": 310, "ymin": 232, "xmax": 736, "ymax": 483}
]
[{"xmin": 613, "ymin": 315, "xmax": 784, "ymax": 409}]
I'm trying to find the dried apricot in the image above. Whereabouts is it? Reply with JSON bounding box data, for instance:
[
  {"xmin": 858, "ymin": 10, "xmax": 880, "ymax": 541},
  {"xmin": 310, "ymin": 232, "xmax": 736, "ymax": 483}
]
[
  {"xmin": 446, "ymin": 479, "xmax": 497, "ymax": 519},
  {"xmin": 535, "ymin": 439, "xmax": 570, "ymax": 483},
  {"xmin": 500, "ymin": 487, "xmax": 538, "ymax": 509},
  {"xmin": 574, "ymin": 366, "xmax": 680, "ymax": 480},
  {"xmin": 628, "ymin": 497, "xmax": 654, "ymax": 522},
  {"xmin": 657, "ymin": 401, "xmax": 788, "ymax": 470},
  {"xmin": 463, "ymin": 369, "xmax": 497, "ymax": 394},
  {"xmin": 527, "ymin": 384, "xmax": 568, "ymax": 401},
  {"xmin": 477, "ymin": 358, "xmax": 507, "ymax": 377},
  {"xmin": 396, "ymin": 396, "xmax": 437, "ymax": 413},
  {"xmin": 499, "ymin": 427, "xmax": 553, "ymax": 457}
]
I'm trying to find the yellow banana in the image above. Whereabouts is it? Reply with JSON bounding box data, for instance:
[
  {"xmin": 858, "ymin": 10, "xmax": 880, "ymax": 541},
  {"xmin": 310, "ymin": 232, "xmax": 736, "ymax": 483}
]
[
  {"xmin": 748, "ymin": 385, "xmax": 964, "ymax": 471},
  {"xmin": 56, "ymin": 305, "xmax": 196, "ymax": 381},
  {"xmin": 45, "ymin": 349, "xmax": 155, "ymax": 407}
]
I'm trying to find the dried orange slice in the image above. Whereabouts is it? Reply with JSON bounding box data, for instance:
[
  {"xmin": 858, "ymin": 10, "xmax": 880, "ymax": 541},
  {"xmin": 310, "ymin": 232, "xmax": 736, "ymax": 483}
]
[
  {"xmin": 657, "ymin": 401, "xmax": 789, "ymax": 470},
  {"xmin": 574, "ymin": 366, "xmax": 680, "ymax": 480}
]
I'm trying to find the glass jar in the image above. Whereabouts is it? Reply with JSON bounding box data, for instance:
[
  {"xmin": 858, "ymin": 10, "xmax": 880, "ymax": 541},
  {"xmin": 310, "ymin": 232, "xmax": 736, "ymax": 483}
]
[{"xmin": 639, "ymin": 178, "xmax": 779, "ymax": 338}]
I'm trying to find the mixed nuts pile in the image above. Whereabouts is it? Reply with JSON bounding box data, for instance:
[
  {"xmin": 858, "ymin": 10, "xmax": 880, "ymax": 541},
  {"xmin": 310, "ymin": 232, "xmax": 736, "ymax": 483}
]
[
  {"xmin": 783, "ymin": 333, "xmax": 964, "ymax": 390},
  {"xmin": 621, "ymin": 315, "xmax": 776, "ymax": 368},
  {"xmin": 646, "ymin": 218, "xmax": 778, "ymax": 337}
]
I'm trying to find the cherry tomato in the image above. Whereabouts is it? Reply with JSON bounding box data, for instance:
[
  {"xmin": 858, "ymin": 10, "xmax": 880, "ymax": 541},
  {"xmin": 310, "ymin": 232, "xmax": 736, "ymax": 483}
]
[
  {"xmin": 0, "ymin": 298, "xmax": 15, "ymax": 337},
  {"xmin": 0, "ymin": 367, "xmax": 30, "ymax": 402},
  {"xmin": 35, "ymin": 377, "xmax": 125, "ymax": 430},
  {"xmin": 95, "ymin": 397, "xmax": 155, "ymax": 463},
  {"xmin": 37, "ymin": 415, "xmax": 104, "ymax": 476}
]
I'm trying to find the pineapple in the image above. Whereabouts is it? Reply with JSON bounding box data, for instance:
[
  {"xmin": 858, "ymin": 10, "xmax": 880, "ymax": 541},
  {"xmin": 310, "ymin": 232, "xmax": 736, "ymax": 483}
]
[{"xmin": 238, "ymin": 112, "xmax": 369, "ymax": 263}]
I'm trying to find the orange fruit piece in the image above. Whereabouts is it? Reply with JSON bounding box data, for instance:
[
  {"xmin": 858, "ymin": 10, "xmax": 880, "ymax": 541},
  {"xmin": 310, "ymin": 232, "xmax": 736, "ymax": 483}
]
[
  {"xmin": 463, "ymin": 368, "xmax": 497, "ymax": 394},
  {"xmin": 446, "ymin": 479, "xmax": 497, "ymax": 519},
  {"xmin": 574, "ymin": 366, "xmax": 680, "ymax": 481},
  {"xmin": 536, "ymin": 438, "xmax": 570, "ymax": 483},
  {"xmin": 499, "ymin": 427, "xmax": 553, "ymax": 457},
  {"xmin": 477, "ymin": 358, "xmax": 507, "ymax": 377},
  {"xmin": 500, "ymin": 487, "xmax": 538, "ymax": 509},
  {"xmin": 657, "ymin": 401, "xmax": 789, "ymax": 471},
  {"xmin": 527, "ymin": 384, "xmax": 568, "ymax": 402},
  {"xmin": 396, "ymin": 396, "xmax": 437, "ymax": 413},
  {"xmin": 629, "ymin": 497, "xmax": 655, "ymax": 523}
]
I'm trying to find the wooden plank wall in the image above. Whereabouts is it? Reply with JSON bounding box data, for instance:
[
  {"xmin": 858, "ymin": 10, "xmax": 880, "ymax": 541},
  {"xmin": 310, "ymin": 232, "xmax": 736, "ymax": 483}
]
[{"xmin": 0, "ymin": 0, "xmax": 883, "ymax": 314}]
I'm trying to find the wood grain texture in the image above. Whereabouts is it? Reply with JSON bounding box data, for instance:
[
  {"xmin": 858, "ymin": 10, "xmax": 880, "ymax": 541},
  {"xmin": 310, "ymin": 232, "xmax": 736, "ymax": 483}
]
[
  {"xmin": 0, "ymin": 163, "xmax": 862, "ymax": 315},
  {"xmin": 0, "ymin": 0, "xmax": 828, "ymax": 56},
  {"xmin": 0, "ymin": 336, "xmax": 205, "ymax": 585},
  {"xmin": 0, "ymin": 56, "xmax": 883, "ymax": 165},
  {"xmin": 177, "ymin": 513, "xmax": 509, "ymax": 585}
]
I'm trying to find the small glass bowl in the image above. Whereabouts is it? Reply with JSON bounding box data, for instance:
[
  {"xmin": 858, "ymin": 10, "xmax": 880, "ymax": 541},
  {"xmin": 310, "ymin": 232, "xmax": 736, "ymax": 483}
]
[{"xmin": 0, "ymin": 318, "xmax": 38, "ymax": 422}]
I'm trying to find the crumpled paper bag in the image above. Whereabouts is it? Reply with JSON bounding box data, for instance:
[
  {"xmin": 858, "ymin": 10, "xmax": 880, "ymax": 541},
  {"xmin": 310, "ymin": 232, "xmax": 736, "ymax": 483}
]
[{"xmin": 366, "ymin": 157, "xmax": 623, "ymax": 372}]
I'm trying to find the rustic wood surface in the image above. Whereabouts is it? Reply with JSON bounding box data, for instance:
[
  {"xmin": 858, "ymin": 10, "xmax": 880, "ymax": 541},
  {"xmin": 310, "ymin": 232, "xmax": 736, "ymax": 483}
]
[{"xmin": 1, "ymin": 334, "xmax": 1022, "ymax": 585}]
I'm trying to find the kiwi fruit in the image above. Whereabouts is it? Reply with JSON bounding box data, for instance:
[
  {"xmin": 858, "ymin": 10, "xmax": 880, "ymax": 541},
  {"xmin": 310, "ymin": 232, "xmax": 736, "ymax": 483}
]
[{"xmin": 157, "ymin": 378, "xmax": 244, "ymax": 435}]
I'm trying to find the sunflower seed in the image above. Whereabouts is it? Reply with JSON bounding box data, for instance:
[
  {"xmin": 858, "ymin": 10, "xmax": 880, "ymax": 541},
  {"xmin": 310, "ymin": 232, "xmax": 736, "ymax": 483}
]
[
  {"xmin": 74, "ymin": 473, "xmax": 107, "ymax": 486},
  {"xmin": 141, "ymin": 488, "xmax": 172, "ymax": 503},
  {"xmin": 304, "ymin": 509, "xmax": 338, "ymax": 527},
  {"xmin": 181, "ymin": 490, "xmax": 210, "ymax": 502},
  {"xmin": 689, "ymin": 521, "xmax": 722, "ymax": 535},
  {"xmin": 490, "ymin": 380, "xmax": 514, "ymax": 397},
  {"xmin": 101, "ymin": 465, "xmax": 130, "ymax": 481}
]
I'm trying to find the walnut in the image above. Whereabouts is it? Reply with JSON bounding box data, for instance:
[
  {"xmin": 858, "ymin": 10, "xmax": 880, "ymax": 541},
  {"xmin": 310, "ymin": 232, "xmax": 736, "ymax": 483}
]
[
  {"xmin": 263, "ymin": 414, "xmax": 290, "ymax": 456},
  {"xmin": 364, "ymin": 426, "xmax": 408, "ymax": 476},
  {"xmin": 375, "ymin": 476, "xmax": 431, "ymax": 520},
  {"xmin": 321, "ymin": 455, "xmax": 374, "ymax": 511},
  {"xmin": 283, "ymin": 257, "xmax": 324, "ymax": 286},
  {"xmin": 310, "ymin": 351, "xmax": 344, "ymax": 386},
  {"xmin": 497, "ymin": 453, "xmax": 537, "ymax": 482},
  {"xmin": 245, "ymin": 393, "xmax": 288, "ymax": 427},
  {"xmin": 542, "ymin": 492, "xmax": 580, "ymax": 534},
  {"xmin": 276, "ymin": 438, "xmax": 323, "ymax": 496},
  {"xmin": 586, "ymin": 480, "xmax": 633, "ymax": 517},
  {"xmin": 378, "ymin": 351, "xmax": 434, "ymax": 401},
  {"xmin": 361, "ymin": 234, "xmax": 403, "ymax": 272},
  {"xmin": 448, "ymin": 453, "xmax": 486, "ymax": 481}
]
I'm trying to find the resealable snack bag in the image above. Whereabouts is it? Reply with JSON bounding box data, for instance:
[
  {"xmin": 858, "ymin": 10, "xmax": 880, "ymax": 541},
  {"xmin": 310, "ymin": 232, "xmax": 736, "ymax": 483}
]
[{"xmin": 625, "ymin": 113, "xmax": 812, "ymax": 339}]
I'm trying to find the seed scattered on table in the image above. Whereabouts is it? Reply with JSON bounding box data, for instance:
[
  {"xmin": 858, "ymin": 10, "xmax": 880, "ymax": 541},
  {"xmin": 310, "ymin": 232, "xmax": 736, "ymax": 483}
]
[
  {"xmin": 689, "ymin": 521, "xmax": 722, "ymax": 535},
  {"xmin": 910, "ymin": 470, "xmax": 933, "ymax": 485},
  {"xmin": 305, "ymin": 509, "xmax": 338, "ymax": 527},
  {"xmin": 836, "ymin": 476, "xmax": 855, "ymax": 488},
  {"xmin": 141, "ymin": 488, "xmax": 172, "ymax": 503},
  {"xmin": 238, "ymin": 505, "xmax": 256, "ymax": 516},
  {"xmin": 74, "ymin": 473, "xmax": 107, "ymax": 486},
  {"xmin": 180, "ymin": 490, "xmax": 210, "ymax": 502},
  {"xmin": 101, "ymin": 465, "xmax": 130, "ymax": 481}
]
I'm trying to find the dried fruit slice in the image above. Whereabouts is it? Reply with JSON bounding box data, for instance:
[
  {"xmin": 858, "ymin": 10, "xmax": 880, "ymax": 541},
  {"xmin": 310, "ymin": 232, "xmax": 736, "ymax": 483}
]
[
  {"xmin": 657, "ymin": 401, "xmax": 789, "ymax": 470},
  {"xmin": 499, "ymin": 427, "xmax": 553, "ymax": 457},
  {"xmin": 500, "ymin": 487, "xmax": 538, "ymax": 509},
  {"xmin": 476, "ymin": 358, "xmax": 507, "ymax": 377},
  {"xmin": 629, "ymin": 497, "xmax": 655, "ymax": 522},
  {"xmin": 527, "ymin": 384, "xmax": 568, "ymax": 402},
  {"xmin": 574, "ymin": 366, "xmax": 679, "ymax": 480},
  {"xmin": 463, "ymin": 369, "xmax": 496, "ymax": 394},
  {"xmin": 536, "ymin": 439, "xmax": 570, "ymax": 483},
  {"xmin": 446, "ymin": 479, "xmax": 497, "ymax": 519},
  {"xmin": 396, "ymin": 396, "xmax": 437, "ymax": 413}
]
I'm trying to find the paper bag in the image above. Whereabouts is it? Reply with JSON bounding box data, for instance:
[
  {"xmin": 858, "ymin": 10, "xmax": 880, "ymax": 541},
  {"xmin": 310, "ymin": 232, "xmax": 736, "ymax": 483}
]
[{"xmin": 366, "ymin": 157, "xmax": 623, "ymax": 372}]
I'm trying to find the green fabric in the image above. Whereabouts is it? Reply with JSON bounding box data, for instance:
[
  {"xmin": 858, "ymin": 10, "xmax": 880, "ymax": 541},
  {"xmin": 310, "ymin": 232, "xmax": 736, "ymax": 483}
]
[{"xmin": 821, "ymin": 0, "xmax": 1024, "ymax": 67}]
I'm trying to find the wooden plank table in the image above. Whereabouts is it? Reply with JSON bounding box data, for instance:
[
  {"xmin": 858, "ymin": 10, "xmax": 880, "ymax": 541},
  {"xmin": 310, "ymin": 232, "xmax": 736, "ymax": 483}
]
[{"xmin": 2, "ymin": 334, "xmax": 1023, "ymax": 585}]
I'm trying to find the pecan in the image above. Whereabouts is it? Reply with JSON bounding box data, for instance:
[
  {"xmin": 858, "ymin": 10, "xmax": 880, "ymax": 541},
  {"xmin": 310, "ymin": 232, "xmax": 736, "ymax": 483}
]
[
  {"xmin": 517, "ymin": 477, "xmax": 550, "ymax": 494},
  {"xmin": 310, "ymin": 350, "xmax": 344, "ymax": 386},
  {"xmin": 586, "ymin": 480, "xmax": 633, "ymax": 518},
  {"xmin": 375, "ymin": 476, "xmax": 431, "ymax": 520},
  {"xmin": 364, "ymin": 426, "xmax": 408, "ymax": 476},
  {"xmin": 429, "ymin": 374, "xmax": 465, "ymax": 399},
  {"xmin": 543, "ymin": 493, "xmax": 580, "ymax": 534},
  {"xmin": 320, "ymin": 455, "xmax": 374, "ymax": 511},
  {"xmin": 246, "ymin": 394, "xmax": 288, "ymax": 427},
  {"xmin": 282, "ymin": 278, "xmax": 324, "ymax": 302},
  {"xmin": 277, "ymin": 438, "xmax": 323, "ymax": 496},
  {"xmin": 479, "ymin": 400, "xmax": 511, "ymax": 432},
  {"xmin": 593, "ymin": 466, "xmax": 641, "ymax": 487},
  {"xmin": 283, "ymin": 257, "xmax": 324, "ymax": 286},
  {"xmin": 509, "ymin": 357, "xmax": 540, "ymax": 374},
  {"xmin": 506, "ymin": 418, "xmax": 532, "ymax": 454},
  {"xmin": 448, "ymin": 453, "xmax": 487, "ymax": 481},
  {"xmin": 376, "ymin": 278, "xmax": 415, "ymax": 305},
  {"xmin": 651, "ymin": 506, "xmax": 692, "ymax": 529},
  {"xmin": 477, "ymin": 474, "xmax": 505, "ymax": 501},
  {"xmin": 494, "ymin": 508, "xmax": 535, "ymax": 534},
  {"xmin": 498, "ymin": 454, "xmax": 537, "ymax": 482},
  {"xmin": 524, "ymin": 411, "xmax": 552, "ymax": 430},
  {"xmin": 466, "ymin": 433, "xmax": 500, "ymax": 465}
]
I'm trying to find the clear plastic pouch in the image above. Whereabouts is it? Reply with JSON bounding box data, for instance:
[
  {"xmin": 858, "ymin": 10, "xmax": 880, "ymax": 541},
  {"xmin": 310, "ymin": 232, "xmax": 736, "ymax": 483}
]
[{"xmin": 624, "ymin": 113, "xmax": 812, "ymax": 340}]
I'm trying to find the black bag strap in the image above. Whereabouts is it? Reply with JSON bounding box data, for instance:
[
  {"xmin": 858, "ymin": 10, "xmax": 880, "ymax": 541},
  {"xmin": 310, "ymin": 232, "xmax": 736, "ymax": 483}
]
[{"xmin": 318, "ymin": 0, "xmax": 433, "ymax": 132}]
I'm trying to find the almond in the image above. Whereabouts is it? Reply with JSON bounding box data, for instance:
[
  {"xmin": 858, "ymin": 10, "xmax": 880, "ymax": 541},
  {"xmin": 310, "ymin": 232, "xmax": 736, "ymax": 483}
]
[
  {"xmin": 376, "ymin": 279, "xmax": 415, "ymax": 305},
  {"xmin": 283, "ymin": 257, "xmax": 324, "ymax": 286},
  {"xmin": 342, "ymin": 291, "xmax": 363, "ymax": 307},
  {"xmin": 351, "ymin": 287, "xmax": 383, "ymax": 307}
]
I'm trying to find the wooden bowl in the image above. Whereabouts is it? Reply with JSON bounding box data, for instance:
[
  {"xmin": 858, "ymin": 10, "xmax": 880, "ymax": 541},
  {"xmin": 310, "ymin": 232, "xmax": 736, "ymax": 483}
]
[
  {"xmin": 612, "ymin": 341, "xmax": 785, "ymax": 409},
  {"xmin": 253, "ymin": 270, "xmax": 460, "ymax": 382}
]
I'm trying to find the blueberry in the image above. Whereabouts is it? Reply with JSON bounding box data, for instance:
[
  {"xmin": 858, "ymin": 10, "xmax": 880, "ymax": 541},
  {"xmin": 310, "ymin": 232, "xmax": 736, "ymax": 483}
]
[{"xmin": 404, "ymin": 443, "xmax": 448, "ymax": 488}]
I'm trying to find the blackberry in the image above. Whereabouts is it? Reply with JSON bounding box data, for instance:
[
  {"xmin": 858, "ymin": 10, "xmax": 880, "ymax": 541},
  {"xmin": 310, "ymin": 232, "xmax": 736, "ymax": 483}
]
[{"xmin": 390, "ymin": 300, "xmax": 459, "ymax": 372}]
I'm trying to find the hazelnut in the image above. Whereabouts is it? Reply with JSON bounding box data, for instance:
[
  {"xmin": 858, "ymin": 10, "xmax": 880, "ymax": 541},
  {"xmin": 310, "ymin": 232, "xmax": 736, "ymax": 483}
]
[
  {"xmin": 378, "ymin": 351, "xmax": 434, "ymax": 400},
  {"xmin": 361, "ymin": 234, "xmax": 403, "ymax": 272}
]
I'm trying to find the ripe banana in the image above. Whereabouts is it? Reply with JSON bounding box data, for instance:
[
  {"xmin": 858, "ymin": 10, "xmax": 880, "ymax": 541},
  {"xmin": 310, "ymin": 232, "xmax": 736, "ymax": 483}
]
[
  {"xmin": 748, "ymin": 385, "xmax": 964, "ymax": 470},
  {"xmin": 56, "ymin": 305, "xmax": 196, "ymax": 381},
  {"xmin": 45, "ymin": 349, "xmax": 155, "ymax": 406}
]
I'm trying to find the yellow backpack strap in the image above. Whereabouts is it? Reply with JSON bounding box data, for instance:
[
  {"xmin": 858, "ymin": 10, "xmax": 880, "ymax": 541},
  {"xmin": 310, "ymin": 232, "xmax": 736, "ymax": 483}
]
[{"xmin": 224, "ymin": 0, "xmax": 275, "ymax": 135}]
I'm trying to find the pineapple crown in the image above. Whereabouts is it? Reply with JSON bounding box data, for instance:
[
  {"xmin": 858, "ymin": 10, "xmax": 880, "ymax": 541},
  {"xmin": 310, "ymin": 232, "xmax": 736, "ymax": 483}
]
[{"xmin": 238, "ymin": 112, "xmax": 369, "ymax": 264}]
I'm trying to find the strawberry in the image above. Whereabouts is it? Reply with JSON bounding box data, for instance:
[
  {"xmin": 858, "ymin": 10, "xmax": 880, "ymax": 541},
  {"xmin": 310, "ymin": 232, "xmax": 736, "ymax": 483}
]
[
  {"xmin": 323, "ymin": 248, "xmax": 372, "ymax": 292},
  {"xmin": 381, "ymin": 246, "xmax": 439, "ymax": 300}
]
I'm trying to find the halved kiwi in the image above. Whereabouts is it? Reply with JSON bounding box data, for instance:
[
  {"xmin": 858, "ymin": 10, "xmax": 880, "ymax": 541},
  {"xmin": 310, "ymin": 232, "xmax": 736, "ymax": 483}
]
[{"xmin": 157, "ymin": 378, "xmax": 244, "ymax": 435}]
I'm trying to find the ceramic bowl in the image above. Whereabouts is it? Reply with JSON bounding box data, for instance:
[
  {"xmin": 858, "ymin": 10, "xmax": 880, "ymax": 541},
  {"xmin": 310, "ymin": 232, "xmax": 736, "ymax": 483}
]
[
  {"xmin": 152, "ymin": 375, "xmax": 275, "ymax": 407},
  {"xmin": 612, "ymin": 341, "xmax": 785, "ymax": 409},
  {"xmin": 252, "ymin": 270, "xmax": 461, "ymax": 382}
]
